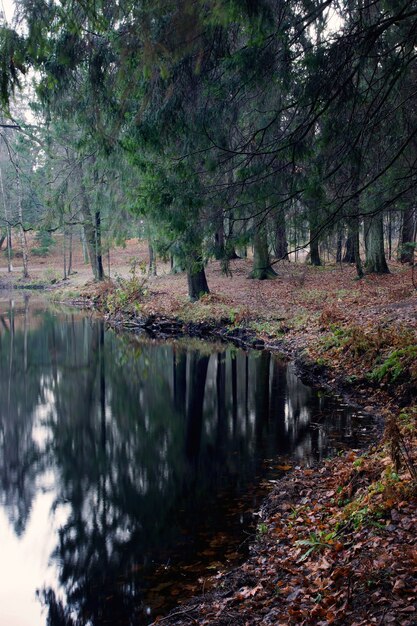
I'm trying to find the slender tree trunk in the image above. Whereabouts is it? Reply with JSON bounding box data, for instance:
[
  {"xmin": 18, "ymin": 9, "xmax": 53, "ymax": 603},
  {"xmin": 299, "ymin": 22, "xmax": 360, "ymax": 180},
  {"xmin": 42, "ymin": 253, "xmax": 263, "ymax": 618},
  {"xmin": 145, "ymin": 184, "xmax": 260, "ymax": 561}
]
[
  {"xmin": 0, "ymin": 164, "xmax": 12, "ymax": 272},
  {"xmin": 0, "ymin": 235, "xmax": 5, "ymax": 250},
  {"xmin": 226, "ymin": 211, "xmax": 239, "ymax": 259},
  {"xmin": 354, "ymin": 219, "xmax": 363, "ymax": 278},
  {"xmin": 307, "ymin": 203, "xmax": 322, "ymax": 266},
  {"xmin": 399, "ymin": 206, "xmax": 415, "ymax": 264},
  {"xmin": 75, "ymin": 161, "xmax": 99, "ymax": 279},
  {"xmin": 148, "ymin": 242, "xmax": 157, "ymax": 276},
  {"xmin": 95, "ymin": 210, "xmax": 104, "ymax": 280},
  {"xmin": 350, "ymin": 155, "xmax": 364, "ymax": 278},
  {"xmin": 249, "ymin": 222, "xmax": 276, "ymax": 279},
  {"xmin": 81, "ymin": 227, "xmax": 89, "ymax": 265},
  {"xmin": 336, "ymin": 229, "xmax": 344, "ymax": 263},
  {"xmin": 68, "ymin": 228, "xmax": 73, "ymax": 275},
  {"xmin": 386, "ymin": 213, "xmax": 392, "ymax": 260},
  {"xmin": 63, "ymin": 229, "xmax": 67, "ymax": 280},
  {"xmin": 214, "ymin": 216, "xmax": 225, "ymax": 260},
  {"xmin": 16, "ymin": 163, "xmax": 29, "ymax": 278}
]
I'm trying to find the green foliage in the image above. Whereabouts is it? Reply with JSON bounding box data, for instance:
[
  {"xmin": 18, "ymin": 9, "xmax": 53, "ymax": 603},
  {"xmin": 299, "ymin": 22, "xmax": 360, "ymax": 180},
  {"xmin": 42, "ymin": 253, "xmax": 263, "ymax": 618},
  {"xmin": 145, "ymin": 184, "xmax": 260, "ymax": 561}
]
[
  {"xmin": 31, "ymin": 230, "xmax": 55, "ymax": 256},
  {"xmin": 369, "ymin": 346, "xmax": 417, "ymax": 384},
  {"xmin": 295, "ymin": 530, "xmax": 338, "ymax": 561}
]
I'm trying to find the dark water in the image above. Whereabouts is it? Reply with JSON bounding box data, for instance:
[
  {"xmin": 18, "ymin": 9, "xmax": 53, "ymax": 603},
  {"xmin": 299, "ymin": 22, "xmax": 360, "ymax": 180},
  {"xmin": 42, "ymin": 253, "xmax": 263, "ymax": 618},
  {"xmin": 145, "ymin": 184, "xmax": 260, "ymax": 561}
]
[{"xmin": 0, "ymin": 296, "xmax": 373, "ymax": 626}]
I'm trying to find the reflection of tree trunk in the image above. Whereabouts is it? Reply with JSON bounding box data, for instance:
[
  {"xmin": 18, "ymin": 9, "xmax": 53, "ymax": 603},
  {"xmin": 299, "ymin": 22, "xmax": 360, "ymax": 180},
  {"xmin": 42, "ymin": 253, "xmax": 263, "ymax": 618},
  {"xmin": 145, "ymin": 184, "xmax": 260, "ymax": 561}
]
[
  {"xmin": 270, "ymin": 360, "xmax": 287, "ymax": 454},
  {"xmin": 216, "ymin": 354, "xmax": 227, "ymax": 450},
  {"xmin": 185, "ymin": 353, "xmax": 210, "ymax": 464},
  {"xmin": 99, "ymin": 322, "xmax": 106, "ymax": 450},
  {"xmin": 255, "ymin": 351, "xmax": 271, "ymax": 448},
  {"xmin": 7, "ymin": 299, "xmax": 14, "ymax": 412},
  {"xmin": 245, "ymin": 354, "xmax": 249, "ymax": 427},
  {"xmin": 23, "ymin": 295, "xmax": 29, "ymax": 374},
  {"xmin": 231, "ymin": 353, "xmax": 237, "ymax": 432},
  {"xmin": 173, "ymin": 350, "xmax": 187, "ymax": 414}
]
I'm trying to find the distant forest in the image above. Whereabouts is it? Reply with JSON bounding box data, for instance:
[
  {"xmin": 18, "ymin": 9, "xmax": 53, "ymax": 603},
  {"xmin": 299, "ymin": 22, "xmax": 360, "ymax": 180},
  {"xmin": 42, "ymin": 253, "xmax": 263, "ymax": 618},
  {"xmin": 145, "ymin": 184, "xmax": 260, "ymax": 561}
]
[{"xmin": 0, "ymin": 0, "xmax": 416, "ymax": 298}]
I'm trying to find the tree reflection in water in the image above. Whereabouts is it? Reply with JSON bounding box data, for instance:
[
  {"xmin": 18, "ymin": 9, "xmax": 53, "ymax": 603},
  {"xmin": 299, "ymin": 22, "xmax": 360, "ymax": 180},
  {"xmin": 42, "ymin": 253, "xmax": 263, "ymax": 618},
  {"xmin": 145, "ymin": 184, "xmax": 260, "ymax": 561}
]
[{"xmin": 0, "ymin": 298, "xmax": 371, "ymax": 625}]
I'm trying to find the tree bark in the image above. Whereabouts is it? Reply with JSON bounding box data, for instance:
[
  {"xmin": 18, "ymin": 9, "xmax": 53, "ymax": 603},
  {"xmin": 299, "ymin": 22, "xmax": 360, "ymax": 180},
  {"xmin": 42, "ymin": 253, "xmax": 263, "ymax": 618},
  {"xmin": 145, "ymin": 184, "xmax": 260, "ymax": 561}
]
[
  {"xmin": 75, "ymin": 161, "xmax": 100, "ymax": 279},
  {"xmin": 308, "ymin": 207, "xmax": 322, "ymax": 266},
  {"xmin": 364, "ymin": 213, "xmax": 389, "ymax": 274},
  {"xmin": 249, "ymin": 222, "xmax": 277, "ymax": 279},
  {"xmin": 214, "ymin": 219, "xmax": 225, "ymax": 260},
  {"xmin": 273, "ymin": 210, "xmax": 289, "ymax": 260},
  {"xmin": 148, "ymin": 242, "xmax": 157, "ymax": 275},
  {"xmin": 186, "ymin": 251, "xmax": 210, "ymax": 301},
  {"xmin": 95, "ymin": 210, "xmax": 104, "ymax": 280},
  {"xmin": 336, "ymin": 229, "xmax": 344, "ymax": 263},
  {"xmin": 343, "ymin": 229, "xmax": 355, "ymax": 263},
  {"xmin": 399, "ymin": 206, "xmax": 415, "ymax": 264},
  {"xmin": 16, "ymin": 163, "xmax": 29, "ymax": 278},
  {"xmin": 0, "ymin": 163, "xmax": 12, "ymax": 272}
]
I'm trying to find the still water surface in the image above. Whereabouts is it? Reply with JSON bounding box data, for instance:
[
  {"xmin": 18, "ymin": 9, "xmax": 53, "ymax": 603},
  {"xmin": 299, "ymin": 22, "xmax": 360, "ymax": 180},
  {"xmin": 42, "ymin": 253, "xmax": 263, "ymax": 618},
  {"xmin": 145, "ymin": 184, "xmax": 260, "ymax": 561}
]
[{"xmin": 0, "ymin": 297, "xmax": 372, "ymax": 625}]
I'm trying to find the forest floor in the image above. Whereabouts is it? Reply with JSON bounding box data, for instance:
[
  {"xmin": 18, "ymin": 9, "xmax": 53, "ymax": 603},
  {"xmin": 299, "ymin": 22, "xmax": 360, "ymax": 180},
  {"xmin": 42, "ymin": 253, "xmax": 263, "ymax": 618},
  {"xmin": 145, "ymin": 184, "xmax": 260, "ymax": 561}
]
[{"xmin": 1, "ymin": 237, "xmax": 417, "ymax": 625}]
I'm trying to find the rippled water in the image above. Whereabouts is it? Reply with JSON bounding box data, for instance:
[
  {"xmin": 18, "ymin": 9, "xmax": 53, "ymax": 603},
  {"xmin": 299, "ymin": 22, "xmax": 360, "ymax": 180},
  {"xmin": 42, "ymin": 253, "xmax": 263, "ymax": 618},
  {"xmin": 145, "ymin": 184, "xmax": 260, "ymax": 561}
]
[{"xmin": 0, "ymin": 296, "xmax": 373, "ymax": 625}]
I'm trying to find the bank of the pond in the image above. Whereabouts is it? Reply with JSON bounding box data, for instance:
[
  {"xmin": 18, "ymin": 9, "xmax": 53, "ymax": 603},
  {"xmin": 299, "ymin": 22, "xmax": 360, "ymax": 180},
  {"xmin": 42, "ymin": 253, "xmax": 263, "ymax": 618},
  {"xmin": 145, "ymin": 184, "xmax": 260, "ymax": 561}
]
[{"xmin": 57, "ymin": 283, "xmax": 417, "ymax": 626}]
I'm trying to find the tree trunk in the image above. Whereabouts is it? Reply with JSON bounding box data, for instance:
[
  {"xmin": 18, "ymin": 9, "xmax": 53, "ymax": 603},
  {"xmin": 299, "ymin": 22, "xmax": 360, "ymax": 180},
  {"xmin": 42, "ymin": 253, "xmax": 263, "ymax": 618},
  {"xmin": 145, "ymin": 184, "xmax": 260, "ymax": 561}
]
[
  {"xmin": 0, "ymin": 164, "xmax": 12, "ymax": 272},
  {"xmin": 399, "ymin": 206, "xmax": 415, "ymax": 264},
  {"xmin": 95, "ymin": 210, "xmax": 104, "ymax": 280},
  {"xmin": 148, "ymin": 242, "xmax": 157, "ymax": 275},
  {"xmin": 68, "ymin": 229, "xmax": 73, "ymax": 275},
  {"xmin": 308, "ymin": 207, "xmax": 322, "ymax": 266},
  {"xmin": 63, "ymin": 229, "xmax": 67, "ymax": 280},
  {"xmin": 364, "ymin": 213, "xmax": 389, "ymax": 274},
  {"xmin": 75, "ymin": 161, "xmax": 100, "ymax": 279},
  {"xmin": 187, "ymin": 251, "xmax": 210, "ymax": 301},
  {"xmin": 226, "ymin": 211, "xmax": 239, "ymax": 259},
  {"xmin": 249, "ymin": 222, "xmax": 276, "ymax": 279},
  {"xmin": 336, "ymin": 229, "xmax": 344, "ymax": 263},
  {"xmin": 273, "ymin": 210, "xmax": 289, "ymax": 260},
  {"xmin": 16, "ymin": 163, "xmax": 29, "ymax": 278},
  {"xmin": 214, "ymin": 218, "xmax": 225, "ymax": 260},
  {"xmin": 343, "ymin": 231, "xmax": 355, "ymax": 263},
  {"xmin": 81, "ymin": 227, "xmax": 89, "ymax": 265},
  {"xmin": 0, "ymin": 235, "xmax": 5, "ymax": 250}
]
